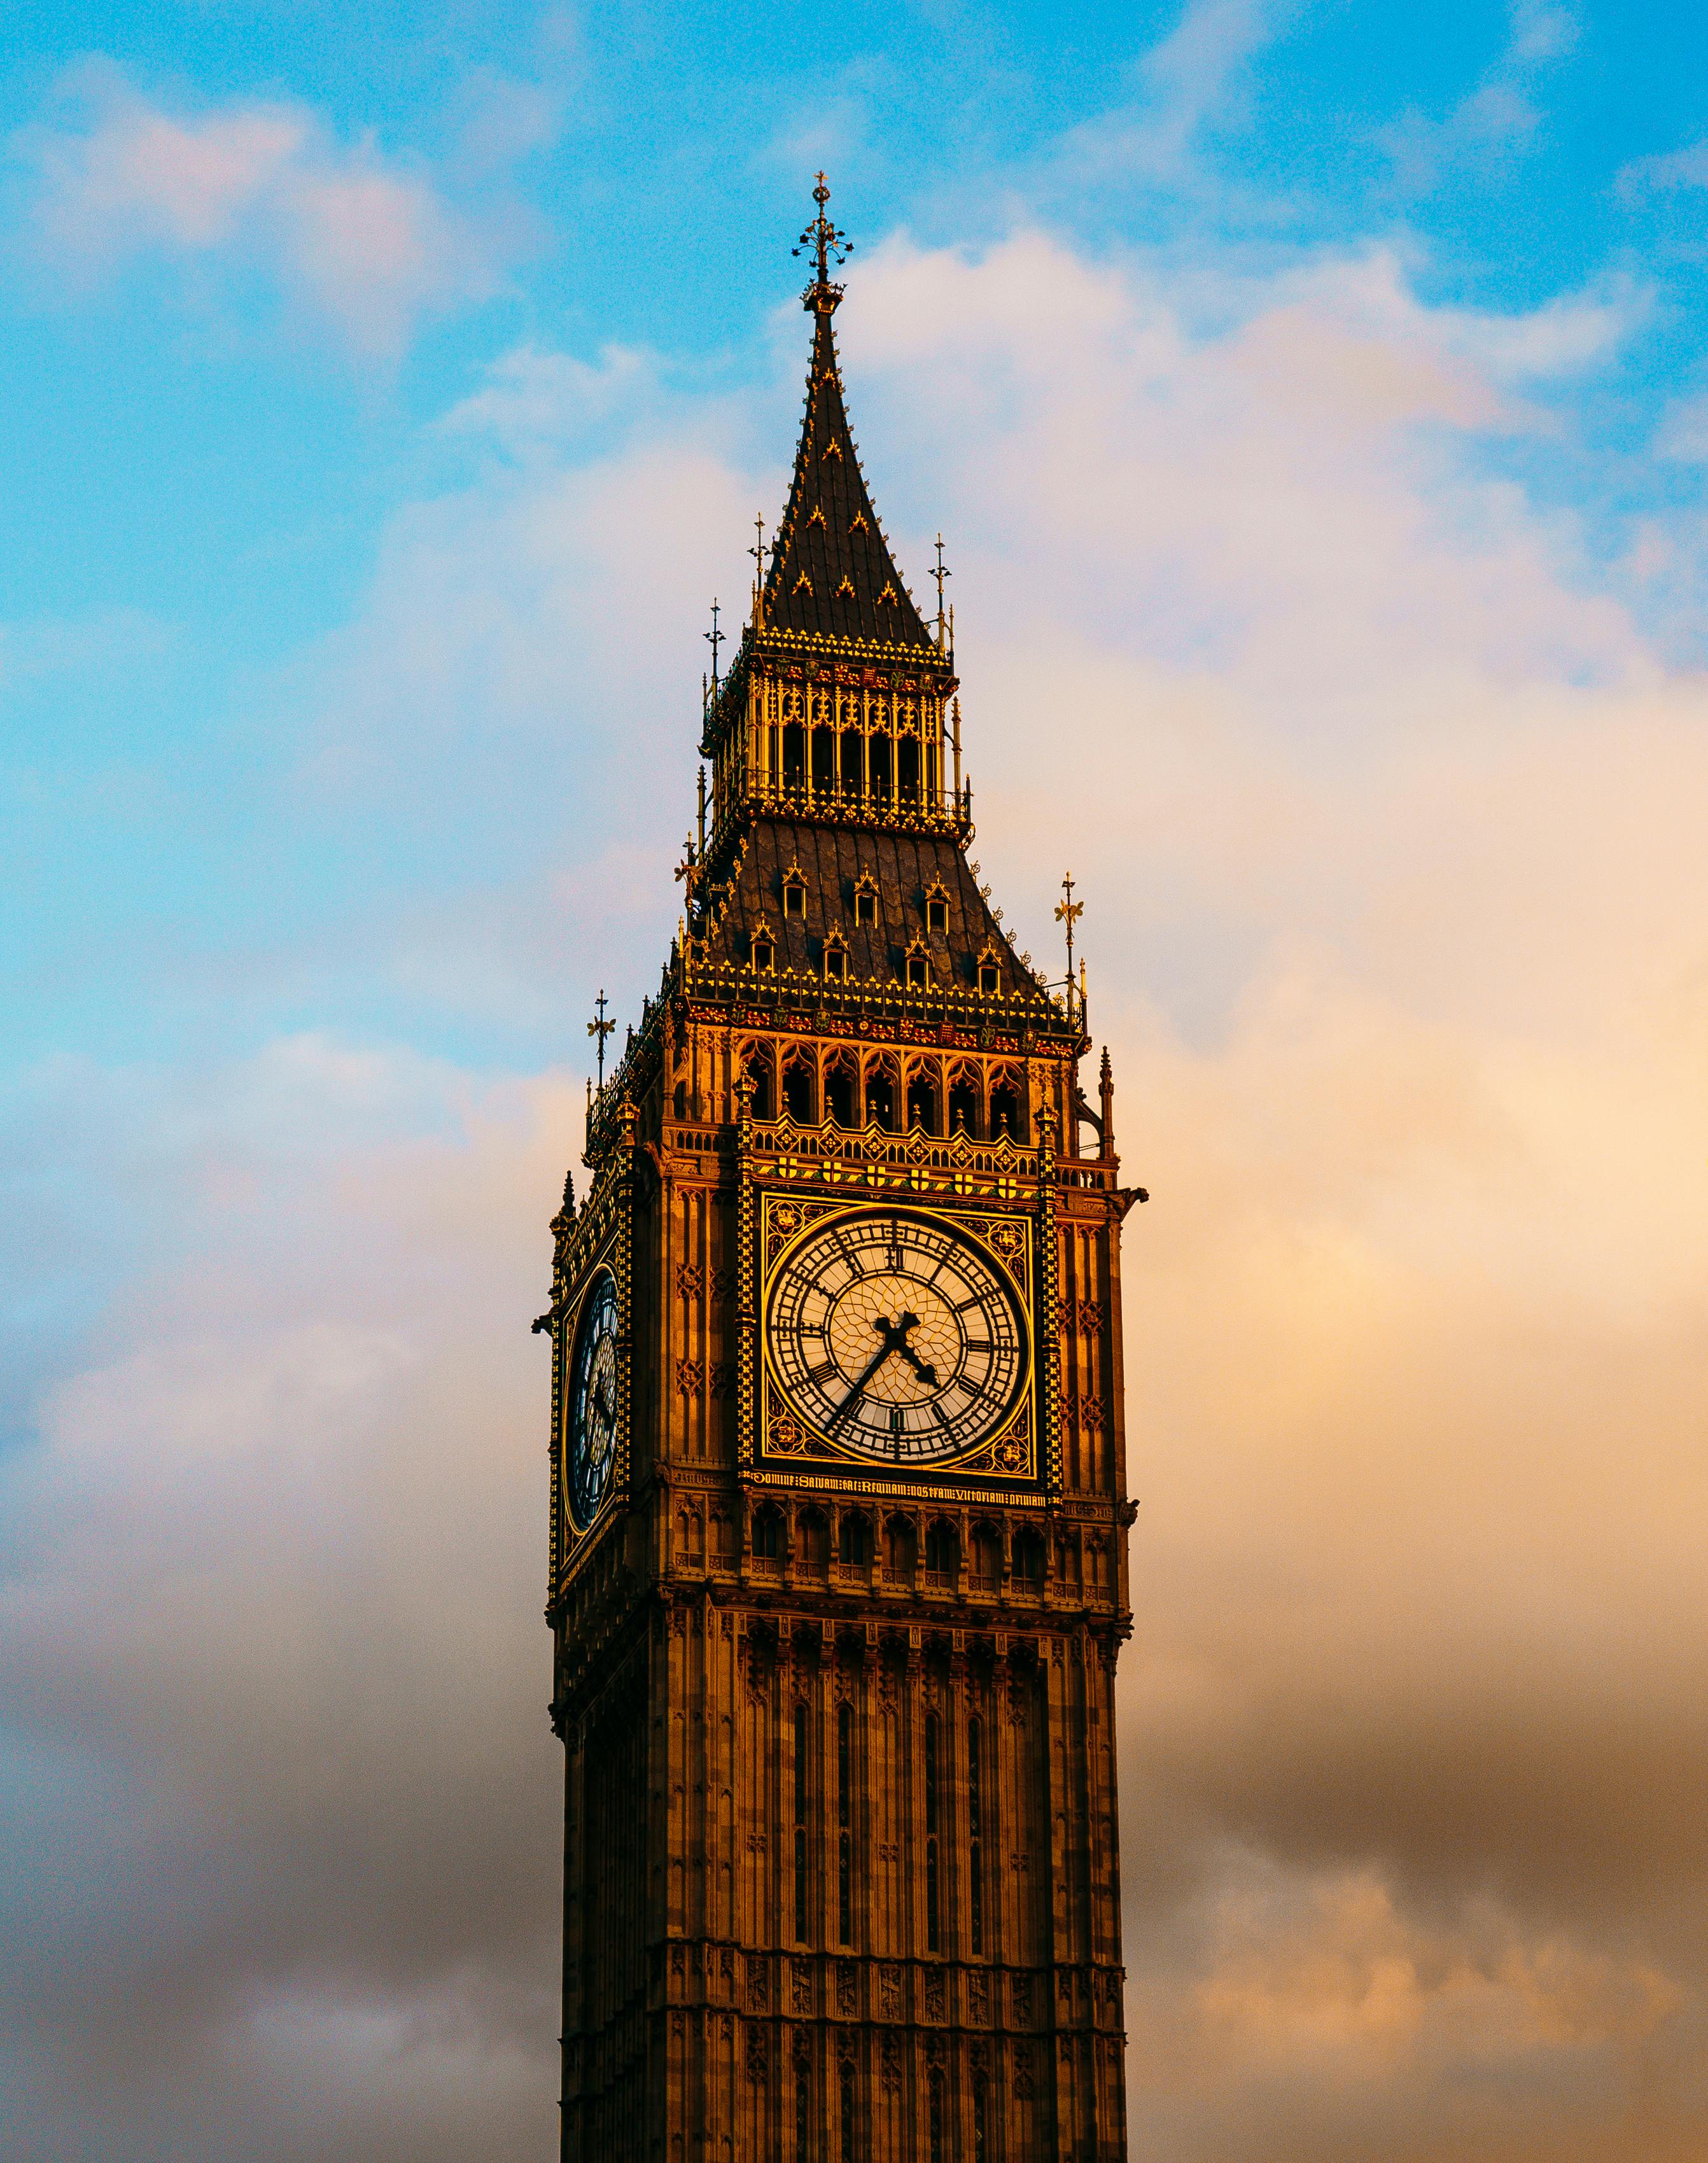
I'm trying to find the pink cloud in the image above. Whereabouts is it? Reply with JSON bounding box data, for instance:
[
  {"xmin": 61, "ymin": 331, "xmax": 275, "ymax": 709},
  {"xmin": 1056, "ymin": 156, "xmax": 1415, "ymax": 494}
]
[{"xmin": 19, "ymin": 63, "xmax": 503, "ymax": 357}]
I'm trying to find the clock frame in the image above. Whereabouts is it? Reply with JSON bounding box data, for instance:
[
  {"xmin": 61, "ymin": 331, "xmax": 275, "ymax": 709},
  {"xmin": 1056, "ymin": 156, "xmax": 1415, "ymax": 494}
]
[{"xmin": 745, "ymin": 1185, "xmax": 1048, "ymax": 1500}]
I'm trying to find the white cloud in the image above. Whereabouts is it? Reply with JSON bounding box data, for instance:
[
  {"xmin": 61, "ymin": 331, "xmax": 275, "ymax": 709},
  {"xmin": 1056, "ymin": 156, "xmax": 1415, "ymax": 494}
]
[{"xmin": 18, "ymin": 61, "xmax": 505, "ymax": 356}]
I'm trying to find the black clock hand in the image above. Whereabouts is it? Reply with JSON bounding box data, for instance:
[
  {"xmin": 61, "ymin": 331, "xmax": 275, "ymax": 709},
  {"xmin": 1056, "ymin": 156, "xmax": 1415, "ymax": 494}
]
[
  {"xmin": 884, "ymin": 1312, "xmax": 939, "ymax": 1387},
  {"xmin": 829, "ymin": 1339, "xmax": 897, "ymax": 1425}
]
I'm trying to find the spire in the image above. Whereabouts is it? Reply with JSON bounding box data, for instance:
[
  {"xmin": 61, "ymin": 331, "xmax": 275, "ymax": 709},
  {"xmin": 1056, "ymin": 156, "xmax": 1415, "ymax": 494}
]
[{"xmin": 763, "ymin": 177, "xmax": 935, "ymax": 652}]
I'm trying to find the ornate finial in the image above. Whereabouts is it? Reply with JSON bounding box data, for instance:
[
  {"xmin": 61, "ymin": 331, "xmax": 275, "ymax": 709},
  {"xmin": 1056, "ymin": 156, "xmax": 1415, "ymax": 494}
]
[
  {"xmin": 1054, "ymin": 872, "xmax": 1084, "ymax": 1024},
  {"xmin": 675, "ymin": 836, "xmax": 701, "ymax": 920},
  {"xmin": 703, "ymin": 596, "xmax": 723, "ymax": 698},
  {"xmin": 932, "ymin": 535, "xmax": 952, "ymax": 651},
  {"xmin": 750, "ymin": 513, "xmax": 767, "ymax": 628},
  {"xmin": 793, "ymin": 171, "xmax": 851, "ymax": 313},
  {"xmin": 587, "ymin": 988, "xmax": 615, "ymax": 1091}
]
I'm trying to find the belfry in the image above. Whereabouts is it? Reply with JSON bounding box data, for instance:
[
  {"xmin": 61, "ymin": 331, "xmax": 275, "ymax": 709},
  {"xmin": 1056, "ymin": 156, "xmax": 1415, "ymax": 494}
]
[{"xmin": 541, "ymin": 179, "xmax": 1141, "ymax": 2162}]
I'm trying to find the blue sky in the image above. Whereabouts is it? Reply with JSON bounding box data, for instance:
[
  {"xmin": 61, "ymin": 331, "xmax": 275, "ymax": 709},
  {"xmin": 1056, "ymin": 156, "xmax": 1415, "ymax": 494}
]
[{"xmin": 4, "ymin": 6, "xmax": 1708, "ymax": 2160}]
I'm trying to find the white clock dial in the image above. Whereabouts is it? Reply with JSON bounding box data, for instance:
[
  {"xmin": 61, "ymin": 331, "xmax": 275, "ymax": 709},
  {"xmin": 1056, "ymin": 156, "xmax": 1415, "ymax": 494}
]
[{"xmin": 766, "ymin": 1210, "xmax": 1027, "ymax": 1464}]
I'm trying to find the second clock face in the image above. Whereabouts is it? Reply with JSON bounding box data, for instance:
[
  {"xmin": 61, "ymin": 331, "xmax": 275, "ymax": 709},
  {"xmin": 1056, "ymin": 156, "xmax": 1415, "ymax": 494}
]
[
  {"xmin": 766, "ymin": 1208, "xmax": 1028, "ymax": 1464},
  {"xmin": 565, "ymin": 1268, "xmax": 619, "ymax": 1530}
]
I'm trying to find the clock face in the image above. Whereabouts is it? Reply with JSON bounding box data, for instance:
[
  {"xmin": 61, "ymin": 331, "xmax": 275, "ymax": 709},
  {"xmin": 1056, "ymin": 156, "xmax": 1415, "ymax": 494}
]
[
  {"xmin": 565, "ymin": 1268, "xmax": 619, "ymax": 1530},
  {"xmin": 766, "ymin": 1209, "xmax": 1028, "ymax": 1465}
]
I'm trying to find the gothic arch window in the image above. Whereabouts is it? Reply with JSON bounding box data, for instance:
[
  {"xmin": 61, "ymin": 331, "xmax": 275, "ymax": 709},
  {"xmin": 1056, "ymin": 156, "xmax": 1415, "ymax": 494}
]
[
  {"xmin": 904, "ymin": 935, "xmax": 931, "ymax": 991},
  {"xmin": 822, "ymin": 930, "xmax": 848, "ymax": 983},
  {"xmin": 853, "ymin": 872, "xmax": 878, "ymax": 927},
  {"xmin": 836, "ymin": 1700, "xmax": 855, "ymax": 1946},
  {"xmin": 794, "ymin": 1700, "xmax": 811, "ymax": 1942},
  {"xmin": 923, "ymin": 880, "xmax": 951, "ymax": 935},
  {"xmin": 838, "ymin": 1510, "xmax": 872, "ymax": 1566},
  {"xmin": 905, "ymin": 1061, "xmax": 940, "ymax": 1136},
  {"xmin": 741, "ymin": 1044, "xmax": 776, "ymax": 1122},
  {"xmin": 752, "ymin": 1504, "xmax": 783, "ymax": 1561},
  {"xmin": 947, "ymin": 1063, "xmax": 982, "ymax": 1139},
  {"xmin": 798, "ymin": 1507, "xmax": 830, "ymax": 1580},
  {"xmin": 839, "ymin": 2061, "xmax": 857, "ymax": 2163},
  {"xmin": 924, "ymin": 1518, "xmax": 958, "ymax": 1579},
  {"xmin": 883, "ymin": 1513, "xmax": 916, "ymax": 1583},
  {"xmin": 864, "ymin": 1058, "xmax": 898, "ymax": 1133},
  {"xmin": 781, "ymin": 863, "xmax": 807, "ymax": 918},
  {"xmin": 1012, "ymin": 1526, "xmax": 1046, "ymax": 1584},
  {"xmin": 824, "ymin": 1049, "xmax": 858, "ymax": 1128},
  {"xmin": 923, "ymin": 1712, "xmax": 942, "ymax": 1951},
  {"xmin": 677, "ymin": 1505, "xmax": 704, "ymax": 1563},
  {"xmin": 750, "ymin": 923, "xmax": 776, "ymax": 973},
  {"xmin": 990, "ymin": 1066, "xmax": 1023, "ymax": 1141},
  {"xmin": 780, "ymin": 1047, "xmax": 815, "ymax": 1125},
  {"xmin": 976, "ymin": 943, "xmax": 1002, "ymax": 997},
  {"xmin": 967, "ymin": 1714, "xmax": 986, "ymax": 1955},
  {"xmin": 970, "ymin": 1520, "xmax": 1001, "ymax": 1585}
]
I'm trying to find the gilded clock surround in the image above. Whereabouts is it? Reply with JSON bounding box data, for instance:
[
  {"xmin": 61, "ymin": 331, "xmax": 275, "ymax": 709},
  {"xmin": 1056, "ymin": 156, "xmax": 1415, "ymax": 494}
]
[{"xmin": 539, "ymin": 179, "xmax": 1143, "ymax": 2163}]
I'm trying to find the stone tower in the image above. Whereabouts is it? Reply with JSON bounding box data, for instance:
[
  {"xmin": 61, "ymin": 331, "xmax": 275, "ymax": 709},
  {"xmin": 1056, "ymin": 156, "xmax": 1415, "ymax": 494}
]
[{"xmin": 541, "ymin": 178, "xmax": 1142, "ymax": 2163}]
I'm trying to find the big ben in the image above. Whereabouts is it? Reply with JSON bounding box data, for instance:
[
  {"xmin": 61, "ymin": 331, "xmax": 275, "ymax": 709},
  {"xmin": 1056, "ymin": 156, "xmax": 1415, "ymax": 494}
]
[{"xmin": 540, "ymin": 179, "xmax": 1143, "ymax": 2163}]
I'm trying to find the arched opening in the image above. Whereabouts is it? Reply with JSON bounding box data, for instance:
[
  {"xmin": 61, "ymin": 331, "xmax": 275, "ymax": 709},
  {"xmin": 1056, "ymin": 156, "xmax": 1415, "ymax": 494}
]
[
  {"xmin": 710, "ymin": 1512, "xmax": 734, "ymax": 1563},
  {"xmin": 970, "ymin": 1521, "xmax": 1001, "ymax": 1586},
  {"xmin": 839, "ymin": 729, "xmax": 862, "ymax": 795},
  {"xmin": 839, "ymin": 2061, "xmax": 857, "ymax": 2163},
  {"xmin": 837, "ymin": 1511, "xmax": 872, "ymax": 1566},
  {"xmin": 745, "ymin": 1052, "xmax": 775, "ymax": 1122},
  {"xmin": 798, "ymin": 1508, "xmax": 830, "ymax": 1579},
  {"xmin": 906, "ymin": 1072, "xmax": 939, "ymax": 1135},
  {"xmin": 923, "ymin": 1716, "xmax": 942, "ymax": 1952},
  {"xmin": 673, "ymin": 1079, "xmax": 687, "ymax": 1119},
  {"xmin": 677, "ymin": 1506, "xmax": 704, "ymax": 1563},
  {"xmin": 794, "ymin": 1700, "xmax": 810, "ymax": 1941},
  {"xmin": 825, "ymin": 1056, "xmax": 857, "ymax": 1128},
  {"xmin": 812, "ymin": 726, "xmax": 836, "ymax": 794},
  {"xmin": 865, "ymin": 1066, "xmax": 897, "ymax": 1132},
  {"xmin": 868, "ymin": 734, "xmax": 892, "ymax": 799},
  {"xmin": 783, "ymin": 722, "xmax": 806, "ymax": 793},
  {"xmin": 752, "ymin": 1504, "xmax": 783, "ymax": 1561},
  {"xmin": 898, "ymin": 736, "xmax": 920, "ymax": 803},
  {"xmin": 1012, "ymin": 1526, "xmax": 1046, "ymax": 1584},
  {"xmin": 781, "ymin": 1055, "xmax": 814, "ymax": 1124},
  {"xmin": 990, "ymin": 1073, "xmax": 1022, "ymax": 1141},
  {"xmin": 836, "ymin": 1700, "xmax": 854, "ymax": 1946},
  {"xmin": 924, "ymin": 1518, "xmax": 958, "ymax": 1580},
  {"xmin": 967, "ymin": 1714, "xmax": 985, "ymax": 1955},
  {"xmin": 883, "ymin": 1515, "xmax": 916, "ymax": 1583},
  {"xmin": 948, "ymin": 1070, "xmax": 981, "ymax": 1138}
]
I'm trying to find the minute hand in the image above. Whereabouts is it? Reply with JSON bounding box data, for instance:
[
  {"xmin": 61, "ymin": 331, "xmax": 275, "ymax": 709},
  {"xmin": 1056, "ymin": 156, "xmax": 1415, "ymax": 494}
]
[{"xmin": 829, "ymin": 1341, "xmax": 897, "ymax": 1426}]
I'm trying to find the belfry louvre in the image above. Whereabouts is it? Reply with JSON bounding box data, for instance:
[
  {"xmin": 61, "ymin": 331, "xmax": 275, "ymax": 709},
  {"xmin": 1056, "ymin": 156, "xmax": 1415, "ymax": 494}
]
[{"xmin": 540, "ymin": 179, "xmax": 1142, "ymax": 2163}]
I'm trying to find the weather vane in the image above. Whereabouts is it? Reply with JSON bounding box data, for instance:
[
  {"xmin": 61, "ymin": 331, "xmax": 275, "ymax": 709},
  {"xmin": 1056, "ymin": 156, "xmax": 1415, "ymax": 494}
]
[
  {"xmin": 587, "ymin": 988, "xmax": 615, "ymax": 1091},
  {"xmin": 749, "ymin": 513, "xmax": 767, "ymax": 626},
  {"xmin": 1055, "ymin": 872, "xmax": 1084, "ymax": 1018},
  {"xmin": 792, "ymin": 171, "xmax": 851, "ymax": 306},
  {"xmin": 704, "ymin": 596, "xmax": 723, "ymax": 699},
  {"xmin": 932, "ymin": 534, "xmax": 952, "ymax": 649}
]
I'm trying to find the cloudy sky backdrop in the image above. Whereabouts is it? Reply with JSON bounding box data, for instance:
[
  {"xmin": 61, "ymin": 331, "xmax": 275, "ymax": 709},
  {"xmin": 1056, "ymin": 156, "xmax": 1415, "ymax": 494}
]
[{"xmin": 3, "ymin": 2, "xmax": 1707, "ymax": 2157}]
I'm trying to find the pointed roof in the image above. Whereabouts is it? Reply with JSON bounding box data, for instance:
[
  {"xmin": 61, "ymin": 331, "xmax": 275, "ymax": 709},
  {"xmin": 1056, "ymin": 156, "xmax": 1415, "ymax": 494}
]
[{"xmin": 760, "ymin": 184, "xmax": 935, "ymax": 652}]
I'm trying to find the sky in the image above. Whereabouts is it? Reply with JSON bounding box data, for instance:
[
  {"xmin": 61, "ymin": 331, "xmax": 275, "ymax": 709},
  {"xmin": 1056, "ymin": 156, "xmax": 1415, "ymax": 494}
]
[{"xmin": 3, "ymin": 1, "xmax": 1707, "ymax": 2157}]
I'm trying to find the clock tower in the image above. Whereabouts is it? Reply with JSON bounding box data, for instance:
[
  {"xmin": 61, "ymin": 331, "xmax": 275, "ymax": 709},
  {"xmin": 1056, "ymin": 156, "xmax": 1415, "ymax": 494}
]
[{"xmin": 542, "ymin": 179, "xmax": 1142, "ymax": 2163}]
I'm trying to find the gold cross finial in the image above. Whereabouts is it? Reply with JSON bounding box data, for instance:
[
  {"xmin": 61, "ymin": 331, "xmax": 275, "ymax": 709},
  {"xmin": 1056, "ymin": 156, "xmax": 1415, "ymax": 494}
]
[
  {"xmin": 793, "ymin": 172, "xmax": 851, "ymax": 311},
  {"xmin": 1054, "ymin": 871, "xmax": 1084, "ymax": 1020},
  {"xmin": 587, "ymin": 988, "xmax": 616, "ymax": 1091}
]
